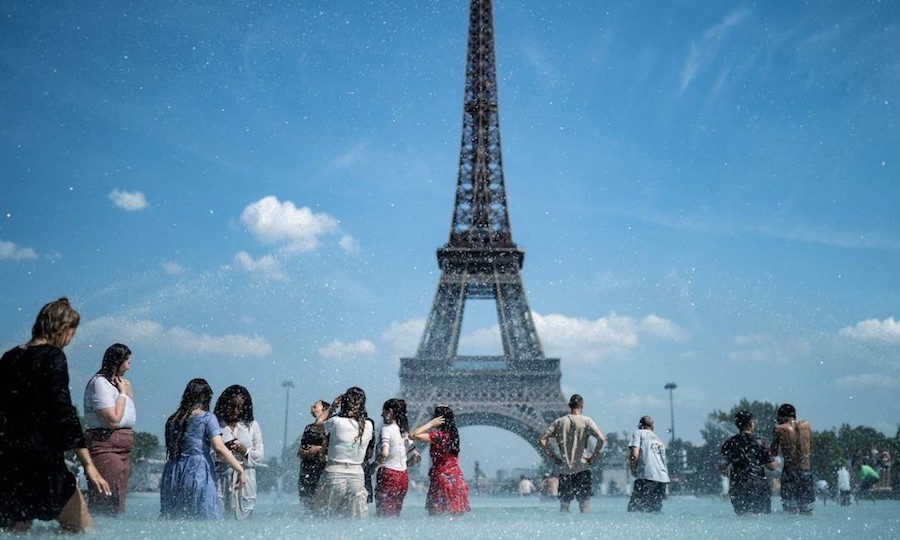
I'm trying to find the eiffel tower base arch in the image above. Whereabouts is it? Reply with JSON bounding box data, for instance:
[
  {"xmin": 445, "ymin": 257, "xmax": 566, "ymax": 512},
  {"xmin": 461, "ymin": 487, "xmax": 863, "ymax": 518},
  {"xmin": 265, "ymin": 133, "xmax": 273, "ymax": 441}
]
[{"xmin": 400, "ymin": 356, "xmax": 568, "ymax": 464}]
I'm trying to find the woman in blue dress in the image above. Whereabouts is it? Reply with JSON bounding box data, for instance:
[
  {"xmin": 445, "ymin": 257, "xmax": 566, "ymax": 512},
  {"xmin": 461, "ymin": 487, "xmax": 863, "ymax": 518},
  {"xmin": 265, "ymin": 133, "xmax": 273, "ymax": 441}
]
[{"xmin": 160, "ymin": 379, "xmax": 246, "ymax": 519}]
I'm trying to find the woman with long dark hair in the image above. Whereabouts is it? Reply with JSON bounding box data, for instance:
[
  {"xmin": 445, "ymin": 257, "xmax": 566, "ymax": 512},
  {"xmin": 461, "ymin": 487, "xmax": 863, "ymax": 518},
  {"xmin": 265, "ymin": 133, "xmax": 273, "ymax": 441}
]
[
  {"xmin": 374, "ymin": 398, "xmax": 420, "ymax": 516},
  {"xmin": 314, "ymin": 386, "xmax": 374, "ymax": 517},
  {"xmin": 297, "ymin": 399, "xmax": 330, "ymax": 511},
  {"xmin": 410, "ymin": 404, "xmax": 470, "ymax": 516},
  {"xmin": 83, "ymin": 343, "xmax": 136, "ymax": 515},
  {"xmin": 0, "ymin": 298, "xmax": 110, "ymax": 533},
  {"xmin": 160, "ymin": 379, "xmax": 246, "ymax": 520},
  {"xmin": 213, "ymin": 385, "xmax": 264, "ymax": 520}
]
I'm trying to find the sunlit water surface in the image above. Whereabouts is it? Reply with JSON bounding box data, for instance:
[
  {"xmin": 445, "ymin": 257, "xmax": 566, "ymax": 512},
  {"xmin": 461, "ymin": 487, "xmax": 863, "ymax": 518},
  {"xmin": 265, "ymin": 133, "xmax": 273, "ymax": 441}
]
[{"xmin": 5, "ymin": 493, "xmax": 897, "ymax": 539}]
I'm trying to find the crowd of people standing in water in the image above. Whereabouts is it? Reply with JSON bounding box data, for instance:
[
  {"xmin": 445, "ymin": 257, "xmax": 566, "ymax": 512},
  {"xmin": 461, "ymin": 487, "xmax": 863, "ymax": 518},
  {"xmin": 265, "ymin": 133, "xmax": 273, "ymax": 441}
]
[
  {"xmin": 0, "ymin": 298, "xmax": 472, "ymax": 532},
  {"xmin": 0, "ymin": 298, "xmax": 883, "ymax": 533}
]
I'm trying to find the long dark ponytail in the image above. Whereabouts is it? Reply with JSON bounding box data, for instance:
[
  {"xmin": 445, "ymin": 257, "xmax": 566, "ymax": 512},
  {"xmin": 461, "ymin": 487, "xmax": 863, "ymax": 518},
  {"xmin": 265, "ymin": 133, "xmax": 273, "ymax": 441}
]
[
  {"xmin": 433, "ymin": 405, "xmax": 460, "ymax": 456},
  {"xmin": 339, "ymin": 387, "xmax": 368, "ymax": 444},
  {"xmin": 165, "ymin": 378, "xmax": 213, "ymax": 459},
  {"xmin": 383, "ymin": 398, "xmax": 409, "ymax": 434}
]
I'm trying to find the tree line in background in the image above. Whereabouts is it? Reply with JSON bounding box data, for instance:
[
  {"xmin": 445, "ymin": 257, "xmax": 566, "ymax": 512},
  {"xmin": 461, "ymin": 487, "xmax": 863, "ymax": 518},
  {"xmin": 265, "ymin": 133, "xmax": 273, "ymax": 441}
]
[{"xmin": 600, "ymin": 398, "xmax": 899, "ymax": 495}]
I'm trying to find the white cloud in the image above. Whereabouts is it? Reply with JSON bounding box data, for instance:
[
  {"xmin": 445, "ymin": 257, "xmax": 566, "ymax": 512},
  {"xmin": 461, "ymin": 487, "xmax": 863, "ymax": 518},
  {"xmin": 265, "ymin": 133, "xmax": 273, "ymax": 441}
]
[
  {"xmin": 380, "ymin": 312, "xmax": 688, "ymax": 364},
  {"xmin": 680, "ymin": 10, "xmax": 748, "ymax": 92},
  {"xmin": 839, "ymin": 317, "xmax": 900, "ymax": 345},
  {"xmin": 381, "ymin": 319, "xmax": 425, "ymax": 356},
  {"xmin": 240, "ymin": 196, "xmax": 339, "ymax": 253},
  {"xmin": 233, "ymin": 251, "xmax": 285, "ymax": 280},
  {"xmin": 318, "ymin": 339, "xmax": 377, "ymax": 360},
  {"xmin": 108, "ymin": 189, "xmax": 148, "ymax": 211},
  {"xmin": 339, "ymin": 234, "xmax": 359, "ymax": 252},
  {"xmin": 639, "ymin": 314, "xmax": 691, "ymax": 341},
  {"xmin": 835, "ymin": 373, "xmax": 900, "ymax": 389},
  {"xmin": 459, "ymin": 326, "xmax": 503, "ymax": 354},
  {"xmin": 0, "ymin": 239, "xmax": 38, "ymax": 261},
  {"xmin": 534, "ymin": 312, "xmax": 689, "ymax": 364},
  {"xmin": 726, "ymin": 334, "xmax": 811, "ymax": 365},
  {"xmin": 161, "ymin": 260, "xmax": 184, "ymax": 275},
  {"xmin": 79, "ymin": 315, "xmax": 272, "ymax": 358}
]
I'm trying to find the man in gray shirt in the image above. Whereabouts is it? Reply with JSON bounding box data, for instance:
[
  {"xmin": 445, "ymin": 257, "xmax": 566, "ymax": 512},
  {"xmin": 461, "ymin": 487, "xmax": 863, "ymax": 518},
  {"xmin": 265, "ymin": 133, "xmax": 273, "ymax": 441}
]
[
  {"xmin": 627, "ymin": 415, "xmax": 670, "ymax": 513},
  {"xmin": 538, "ymin": 394, "xmax": 605, "ymax": 513}
]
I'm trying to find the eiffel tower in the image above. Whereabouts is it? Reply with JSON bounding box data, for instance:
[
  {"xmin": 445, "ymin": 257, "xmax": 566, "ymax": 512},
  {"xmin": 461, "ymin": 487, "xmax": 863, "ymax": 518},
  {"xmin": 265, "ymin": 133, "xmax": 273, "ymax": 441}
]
[{"xmin": 400, "ymin": 0, "xmax": 567, "ymax": 458}]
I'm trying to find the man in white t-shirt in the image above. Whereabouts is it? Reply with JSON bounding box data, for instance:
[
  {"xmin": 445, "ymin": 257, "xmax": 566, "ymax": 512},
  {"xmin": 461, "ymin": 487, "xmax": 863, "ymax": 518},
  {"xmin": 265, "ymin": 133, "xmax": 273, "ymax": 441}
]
[
  {"xmin": 538, "ymin": 394, "xmax": 605, "ymax": 513},
  {"xmin": 627, "ymin": 415, "xmax": 670, "ymax": 513},
  {"xmin": 518, "ymin": 476, "xmax": 535, "ymax": 496}
]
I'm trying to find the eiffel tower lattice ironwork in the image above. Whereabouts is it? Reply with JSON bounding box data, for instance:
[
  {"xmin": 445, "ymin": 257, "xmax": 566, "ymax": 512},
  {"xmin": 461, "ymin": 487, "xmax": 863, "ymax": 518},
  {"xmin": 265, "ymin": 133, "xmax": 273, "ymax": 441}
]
[{"xmin": 400, "ymin": 0, "xmax": 567, "ymax": 458}]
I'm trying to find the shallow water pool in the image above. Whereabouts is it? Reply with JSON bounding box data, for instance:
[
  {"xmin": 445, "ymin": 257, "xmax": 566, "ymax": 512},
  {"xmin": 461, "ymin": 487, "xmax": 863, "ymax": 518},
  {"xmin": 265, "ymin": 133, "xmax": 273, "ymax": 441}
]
[{"xmin": 7, "ymin": 492, "xmax": 898, "ymax": 539}]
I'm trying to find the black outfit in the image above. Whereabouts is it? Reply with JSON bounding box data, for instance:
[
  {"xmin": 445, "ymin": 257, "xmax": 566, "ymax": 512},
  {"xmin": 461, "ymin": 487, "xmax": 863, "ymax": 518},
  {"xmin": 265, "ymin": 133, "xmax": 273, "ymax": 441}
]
[
  {"xmin": 0, "ymin": 345, "xmax": 86, "ymax": 526},
  {"xmin": 720, "ymin": 433, "xmax": 774, "ymax": 515},
  {"xmin": 364, "ymin": 418, "xmax": 376, "ymax": 503},
  {"xmin": 781, "ymin": 467, "xmax": 815, "ymax": 513},
  {"xmin": 627, "ymin": 479, "xmax": 667, "ymax": 513},
  {"xmin": 298, "ymin": 423, "xmax": 327, "ymax": 500},
  {"xmin": 558, "ymin": 470, "xmax": 593, "ymax": 502}
]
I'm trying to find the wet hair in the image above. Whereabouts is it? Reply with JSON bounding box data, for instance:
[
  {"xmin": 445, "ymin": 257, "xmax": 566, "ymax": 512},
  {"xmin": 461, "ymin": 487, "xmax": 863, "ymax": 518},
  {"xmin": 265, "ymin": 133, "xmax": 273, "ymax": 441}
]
[
  {"xmin": 433, "ymin": 405, "xmax": 460, "ymax": 456},
  {"xmin": 165, "ymin": 378, "xmax": 213, "ymax": 459},
  {"xmin": 317, "ymin": 399, "xmax": 331, "ymax": 410},
  {"xmin": 382, "ymin": 398, "xmax": 410, "ymax": 434},
  {"xmin": 777, "ymin": 403, "xmax": 796, "ymax": 420},
  {"xmin": 339, "ymin": 386, "xmax": 368, "ymax": 444},
  {"xmin": 31, "ymin": 297, "xmax": 80, "ymax": 347},
  {"xmin": 734, "ymin": 410, "xmax": 754, "ymax": 431},
  {"xmin": 639, "ymin": 415, "xmax": 654, "ymax": 429},
  {"xmin": 568, "ymin": 394, "xmax": 584, "ymax": 410},
  {"xmin": 97, "ymin": 343, "xmax": 132, "ymax": 379},
  {"xmin": 213, "ymin": 385, "xmax": 255, "ymax": 425}
]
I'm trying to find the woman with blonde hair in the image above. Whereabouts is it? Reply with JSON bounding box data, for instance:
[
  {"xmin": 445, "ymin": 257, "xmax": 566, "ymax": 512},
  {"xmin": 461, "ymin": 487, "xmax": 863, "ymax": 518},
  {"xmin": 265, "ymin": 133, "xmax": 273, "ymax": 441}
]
[{"xmin": 0, "ymin": 298, "xmax": 110, "ymax": 533}]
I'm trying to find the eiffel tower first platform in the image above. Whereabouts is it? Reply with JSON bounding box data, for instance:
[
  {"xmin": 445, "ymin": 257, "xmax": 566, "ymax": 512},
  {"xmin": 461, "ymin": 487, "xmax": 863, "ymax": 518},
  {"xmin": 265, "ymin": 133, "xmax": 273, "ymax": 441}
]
[{"xmin": 400, "ymin": 0, "xmax": 568, "ymax": 456}]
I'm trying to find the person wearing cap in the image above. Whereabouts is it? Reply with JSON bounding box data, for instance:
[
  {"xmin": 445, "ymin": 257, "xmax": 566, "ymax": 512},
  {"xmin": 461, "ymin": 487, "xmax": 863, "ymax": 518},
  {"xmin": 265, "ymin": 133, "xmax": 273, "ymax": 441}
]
[
  {"xmin": 771, "ymin": 403, "xmax": 814, "ymax": 515},
  {"xmin": 719, "ymin": 410, "xmax": 777, "ymax": 515},
  {"xmin": 626, "ymin": 415, "xmax": 670, "ymax": 513}
]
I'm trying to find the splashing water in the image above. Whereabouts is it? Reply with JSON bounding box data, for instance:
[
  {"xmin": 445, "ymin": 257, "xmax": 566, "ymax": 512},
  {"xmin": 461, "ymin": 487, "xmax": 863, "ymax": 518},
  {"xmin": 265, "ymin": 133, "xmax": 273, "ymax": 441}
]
[{"xmin": 9, "ymin": 492, "xmax": 898, "ymax": 539}]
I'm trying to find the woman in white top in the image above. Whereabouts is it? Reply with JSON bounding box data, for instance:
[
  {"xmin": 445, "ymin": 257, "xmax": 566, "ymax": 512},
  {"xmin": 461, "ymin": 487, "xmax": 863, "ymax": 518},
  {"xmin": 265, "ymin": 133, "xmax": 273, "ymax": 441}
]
[
  {"xmin": 213, "ymin": 385, "xmax": 264, "ymax": 520},
  {"xmin": 314, "ymin": 386, "xmax": 373, "ymax": 518},
  {"xmin": 83, "ymin": 343, "xmax": 136, "ymax": 515},
  {"xmin": 374, "ymin": 398, "xmax": 420, "ymax": 517}
]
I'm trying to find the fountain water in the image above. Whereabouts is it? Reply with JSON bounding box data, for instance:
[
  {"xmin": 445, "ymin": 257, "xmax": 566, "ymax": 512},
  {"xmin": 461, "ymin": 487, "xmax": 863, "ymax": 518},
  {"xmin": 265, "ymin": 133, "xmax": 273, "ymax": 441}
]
[{"xmin": 12, "ymin": 492, "xmax": 899, "ymax": 539}]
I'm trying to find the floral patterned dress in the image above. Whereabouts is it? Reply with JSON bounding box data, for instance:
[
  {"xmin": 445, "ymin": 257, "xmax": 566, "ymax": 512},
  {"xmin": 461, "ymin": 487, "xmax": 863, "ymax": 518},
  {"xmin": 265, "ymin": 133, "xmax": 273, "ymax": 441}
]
[{"xmin": 426, "ymin": 431, "xmax": 470, "ymax": 515}]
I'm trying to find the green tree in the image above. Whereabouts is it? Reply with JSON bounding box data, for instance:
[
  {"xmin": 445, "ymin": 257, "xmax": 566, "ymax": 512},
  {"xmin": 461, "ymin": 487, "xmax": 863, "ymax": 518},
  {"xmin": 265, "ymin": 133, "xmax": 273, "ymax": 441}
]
[
  {"xmin": 597, "ymin": 431, "xmax": 629, "ymax": 471},
  {"xmin": 131, "ymin": 431, "xmax": 160, "ymax": 462},
  {"xmin": 836, "ymin": 424, "xmax": 888, "ymax": 466},
  {"xmin": 810, "ymin": 429, "xmax": 842, "ymax": 482},
  {"xmin": 709, "ymin": 399, "xmax": 779, "ymax": 442}
]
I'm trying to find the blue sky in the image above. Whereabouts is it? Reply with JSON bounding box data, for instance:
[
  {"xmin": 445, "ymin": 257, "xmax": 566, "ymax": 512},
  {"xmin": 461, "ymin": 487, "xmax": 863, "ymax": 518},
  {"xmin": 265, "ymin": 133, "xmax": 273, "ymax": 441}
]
[{"xmin": 2, "ymin": 1, "xmax": 898, "ymax": 477}]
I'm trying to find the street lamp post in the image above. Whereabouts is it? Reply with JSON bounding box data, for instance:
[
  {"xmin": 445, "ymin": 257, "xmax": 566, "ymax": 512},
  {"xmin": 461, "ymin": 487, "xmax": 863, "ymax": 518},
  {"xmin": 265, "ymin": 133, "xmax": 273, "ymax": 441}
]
[
  {"xmin": 664, "ymin": 382, "xmax": 677, "ymax": 445},
  {"xmin": 282, "ymin": 380, "xmax": 295, "ymax": 456}
]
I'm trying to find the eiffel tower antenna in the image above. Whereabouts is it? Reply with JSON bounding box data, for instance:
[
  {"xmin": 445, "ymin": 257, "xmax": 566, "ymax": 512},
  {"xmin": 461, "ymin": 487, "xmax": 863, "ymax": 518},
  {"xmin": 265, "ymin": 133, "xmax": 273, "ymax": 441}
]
[{"xmin": 400, "ymin": 0, "xmax": 567, "ymax": 459}]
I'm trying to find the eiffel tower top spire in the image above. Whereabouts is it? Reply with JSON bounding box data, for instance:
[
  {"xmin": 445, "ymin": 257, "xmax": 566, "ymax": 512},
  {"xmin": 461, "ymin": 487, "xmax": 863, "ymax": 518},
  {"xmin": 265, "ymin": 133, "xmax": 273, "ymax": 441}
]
[
  {"xmin": 399, "ymin": 0, "xmax": 567, "ymax": 461},
  {"xmin": 448, "ymin": 0, "xmax": 514, "ymax": 249}
]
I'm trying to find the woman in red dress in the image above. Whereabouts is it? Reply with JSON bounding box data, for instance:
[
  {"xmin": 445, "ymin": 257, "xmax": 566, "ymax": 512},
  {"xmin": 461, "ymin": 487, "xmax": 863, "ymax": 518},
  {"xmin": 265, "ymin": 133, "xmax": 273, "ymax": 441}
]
[{"xmin": 410, "ymin": 405, "xmax": 470, "ymax": 516}]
